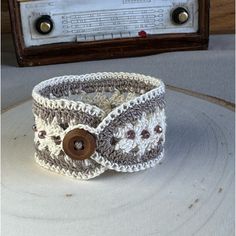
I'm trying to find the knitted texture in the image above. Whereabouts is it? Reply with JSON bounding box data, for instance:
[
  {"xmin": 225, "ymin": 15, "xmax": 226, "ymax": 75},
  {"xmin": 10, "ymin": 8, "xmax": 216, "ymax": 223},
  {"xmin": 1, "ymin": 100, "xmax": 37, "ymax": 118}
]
[{"xmin": 32, "ymin": 72, "xmax": 166, "ymax": 180}]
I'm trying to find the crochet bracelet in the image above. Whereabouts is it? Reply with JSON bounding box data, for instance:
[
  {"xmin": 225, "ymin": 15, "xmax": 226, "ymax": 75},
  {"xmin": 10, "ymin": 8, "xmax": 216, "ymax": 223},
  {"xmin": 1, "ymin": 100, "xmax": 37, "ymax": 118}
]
[{"xmin": 32, "ymin": 72, "xmax": 166, "ymax": 180}]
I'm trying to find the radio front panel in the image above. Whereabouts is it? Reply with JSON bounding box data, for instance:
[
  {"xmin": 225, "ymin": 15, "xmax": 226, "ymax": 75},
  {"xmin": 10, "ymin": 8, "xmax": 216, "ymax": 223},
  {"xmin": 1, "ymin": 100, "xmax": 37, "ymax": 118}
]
[
  {"xmin": 8, "ymin": 0, "xmax": 209, "ymax": 66},
  {"xmin": 20, "ymin": 0, "xmax": 199, "ymax": 47}
]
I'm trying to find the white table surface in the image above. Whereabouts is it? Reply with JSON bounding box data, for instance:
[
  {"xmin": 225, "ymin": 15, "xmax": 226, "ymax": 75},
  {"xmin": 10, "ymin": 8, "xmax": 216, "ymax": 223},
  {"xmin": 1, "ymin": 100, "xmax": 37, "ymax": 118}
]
[{"xmin": 1, "ymin": 34, "xmax": 235, "ymax": 236}]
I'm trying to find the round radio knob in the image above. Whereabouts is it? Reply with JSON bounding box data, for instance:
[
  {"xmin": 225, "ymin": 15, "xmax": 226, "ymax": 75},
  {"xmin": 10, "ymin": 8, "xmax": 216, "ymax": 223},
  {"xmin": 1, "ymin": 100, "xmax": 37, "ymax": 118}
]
[
  {"xmin": 172, "ymin": 7, "xmax": 189, "ymax": 25},
  {"xmin": 35, "ymin": 15, "xmax": 53, "ymax": 34}
]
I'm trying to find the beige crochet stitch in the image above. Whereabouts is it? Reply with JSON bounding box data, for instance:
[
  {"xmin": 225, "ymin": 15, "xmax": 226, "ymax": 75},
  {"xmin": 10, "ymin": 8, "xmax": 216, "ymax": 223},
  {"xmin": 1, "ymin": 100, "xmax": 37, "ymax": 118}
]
[{"xmin": 32, "ymin": 72, "xmax": 166, "ymax": 180}]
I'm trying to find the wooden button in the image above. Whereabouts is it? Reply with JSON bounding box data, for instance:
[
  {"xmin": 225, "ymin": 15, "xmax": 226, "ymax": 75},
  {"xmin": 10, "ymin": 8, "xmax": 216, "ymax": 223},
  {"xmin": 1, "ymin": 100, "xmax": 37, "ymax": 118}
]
[{"xmin": 62, "ymin": 128, "xmax": 96, "ymax": 161}]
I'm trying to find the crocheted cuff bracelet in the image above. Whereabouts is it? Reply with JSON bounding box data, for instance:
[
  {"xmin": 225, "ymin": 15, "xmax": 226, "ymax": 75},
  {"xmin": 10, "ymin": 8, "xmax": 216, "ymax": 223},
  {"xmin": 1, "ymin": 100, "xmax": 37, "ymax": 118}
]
[{"xmin": 32, "ymin": 72, "xmax": 166, "ymax": 180}]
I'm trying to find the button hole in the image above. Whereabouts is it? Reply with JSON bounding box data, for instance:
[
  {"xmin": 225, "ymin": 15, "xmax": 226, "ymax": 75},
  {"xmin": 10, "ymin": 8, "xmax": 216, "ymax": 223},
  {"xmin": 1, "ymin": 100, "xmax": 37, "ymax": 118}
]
[{"xmin": 74, "ymin": 140, "xmax": 84, "ymax": 150}]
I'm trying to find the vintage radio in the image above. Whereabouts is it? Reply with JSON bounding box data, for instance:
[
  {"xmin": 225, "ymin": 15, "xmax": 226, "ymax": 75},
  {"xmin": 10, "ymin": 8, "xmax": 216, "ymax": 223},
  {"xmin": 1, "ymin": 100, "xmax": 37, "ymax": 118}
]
[{"xmin": 8, "ymin": 0, "xmax": 210, "ymax": 66}]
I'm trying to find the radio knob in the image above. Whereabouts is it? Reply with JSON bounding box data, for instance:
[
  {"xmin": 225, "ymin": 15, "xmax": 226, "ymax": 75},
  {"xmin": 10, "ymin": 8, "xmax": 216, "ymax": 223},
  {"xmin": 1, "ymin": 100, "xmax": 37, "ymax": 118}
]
[
  {"xmin": 172, "ymin": 7, "xmax": 189, "ymax": 24},
  {"xmin": 35, "ymin": 15, "xmax": 53, "ymax": 34}
]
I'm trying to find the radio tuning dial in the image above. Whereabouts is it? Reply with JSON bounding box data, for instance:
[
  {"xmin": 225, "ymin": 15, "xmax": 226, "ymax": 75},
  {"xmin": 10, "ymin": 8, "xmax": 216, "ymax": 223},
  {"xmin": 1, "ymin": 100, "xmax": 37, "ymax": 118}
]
[
  {"xmin": 172, "ymin": 7, "xmax": 189, "ymax": 25},
  {"xmin": 35, "ymin": 15, "xmax": 53, "ymax": 34}
]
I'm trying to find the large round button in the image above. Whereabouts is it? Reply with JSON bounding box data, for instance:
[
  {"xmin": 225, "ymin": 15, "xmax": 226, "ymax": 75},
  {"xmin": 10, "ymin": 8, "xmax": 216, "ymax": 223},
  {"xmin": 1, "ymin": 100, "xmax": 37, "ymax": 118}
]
[
  {"xmin": 63, "ymin": 129, "xmax": 96, "ymax": 160},
  {"xmin": 171, "ymin": 7, "xmax": 189, "ymax": 25},
  {"xmin": 35, "ymin": 15, "xmax": 53, "ymax": 34}
]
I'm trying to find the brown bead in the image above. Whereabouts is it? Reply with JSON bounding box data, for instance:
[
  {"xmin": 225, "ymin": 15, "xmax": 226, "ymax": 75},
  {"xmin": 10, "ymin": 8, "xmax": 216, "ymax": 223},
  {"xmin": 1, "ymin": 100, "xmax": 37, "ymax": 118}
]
[
  {"xmin": 141, "ymin": 129, "xmax": 150, "ymax": 139},
  {"xmin": 32, "ymin": 124, "xmax": 37, "ymax": 132},
  {"xmin": 127, "ymin": 130, "xmax": 135, "ymax": 139},
  {"xmin": 154, "ymin": 125, "xmax": 162, "ymax": 134},
  {"xmin": 38, "ymin": 130, "xmax": 46, "ymax": 139},
  {"xmin": 63, "ymin": 128, "xmax": 96, "ymax": 160}
]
